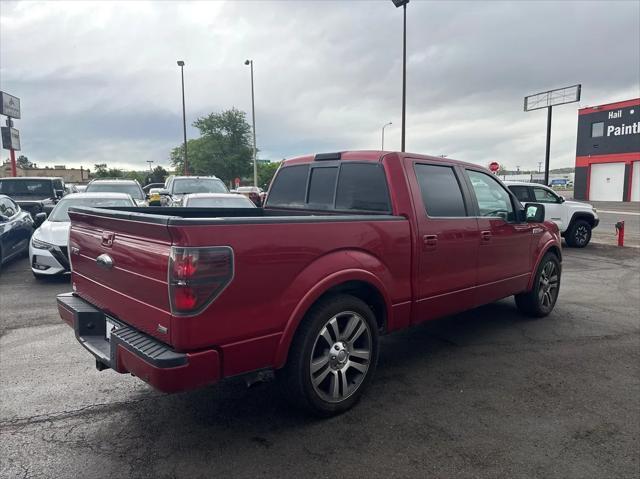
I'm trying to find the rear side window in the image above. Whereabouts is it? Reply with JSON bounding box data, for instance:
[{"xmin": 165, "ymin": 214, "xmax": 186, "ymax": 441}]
[
  {"xmin": 307, "ymin": 167, "xmax": 338, "ymax": 208},
  {"xmin": 335, "ymin": 163, "xmax": 390, "ymax": 212},
  {"xmin": 509, "ymin": 185, "xmax": 532, "ymax": 203},
  {"xmin": 414, "ymin": 164, "xmax": 467, "ymax": 217},
  {"xmin": 267, "ymin": 165, "xmax": 309, "ymax": 207}
]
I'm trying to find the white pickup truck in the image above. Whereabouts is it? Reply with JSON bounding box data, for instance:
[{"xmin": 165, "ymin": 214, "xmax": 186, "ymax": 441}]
[{"xmin": 505, "ymin": 182, "xmax": 599, "ymax": 248}]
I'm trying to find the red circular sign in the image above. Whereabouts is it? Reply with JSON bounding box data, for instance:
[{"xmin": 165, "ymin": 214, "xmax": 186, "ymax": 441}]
[
  {"xmin": 234, "ymin": 177, "xmax": 241, "ymax": 187},
  {"xmin": 489, "ymin": 162, "xmax": 500, "ymax": 172}
]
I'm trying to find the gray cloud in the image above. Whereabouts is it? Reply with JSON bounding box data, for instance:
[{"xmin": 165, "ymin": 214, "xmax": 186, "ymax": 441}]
[{"xmin": 1, "ymin": 0, "xmax": 638, "ymax": 172}]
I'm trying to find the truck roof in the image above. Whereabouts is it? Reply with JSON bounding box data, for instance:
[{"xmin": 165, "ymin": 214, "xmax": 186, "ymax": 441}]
[{"xmin": 283, "ymin": 151, "xmax": 484, "ymax": 170}]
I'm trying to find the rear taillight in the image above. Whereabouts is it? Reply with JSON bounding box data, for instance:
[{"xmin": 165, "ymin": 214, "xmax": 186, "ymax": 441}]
[{"xmin": 168, "ymin": 246, "xmax": 234, "ymax": 315}]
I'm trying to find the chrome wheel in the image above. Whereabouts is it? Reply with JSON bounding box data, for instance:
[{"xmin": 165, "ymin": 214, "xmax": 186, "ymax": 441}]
[
  {"xmin": 309, "ymin": 311, "xmax": 372, "ymax": 403},
  {"xmin": 574, "ymin": 225, "xmax": 589, "ymax": 246},
  {"xmin": 538, "ymin": 261, "xmax": 559, "ymax": 309}
]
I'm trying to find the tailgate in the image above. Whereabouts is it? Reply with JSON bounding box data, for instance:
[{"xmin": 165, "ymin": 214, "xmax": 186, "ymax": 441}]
[{"xmin": 68, "ymin": 208, "xmax": 174, "ymax": 344}]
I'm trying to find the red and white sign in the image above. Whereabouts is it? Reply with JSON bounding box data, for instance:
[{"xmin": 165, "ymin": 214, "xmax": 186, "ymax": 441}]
[
  {"xmin": 488, "ymin": 162, "xmax": 500, "ymax": 173},
  {"xmin": 234, "ymin": 177, "xmax": 241, "ymax": 188}
]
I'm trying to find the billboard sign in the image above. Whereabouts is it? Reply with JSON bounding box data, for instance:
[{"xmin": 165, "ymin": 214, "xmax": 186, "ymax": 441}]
[
  {"xmin": 0, "ymin": 92, "xmax": 21, "ymax": 119},
  {"xmin": 1, "ymin": 127, "xmax": 21, "ymax": 151},
  {"xmin": 524, "ymin": 84, "xmax": 581, "ymax": 112}
]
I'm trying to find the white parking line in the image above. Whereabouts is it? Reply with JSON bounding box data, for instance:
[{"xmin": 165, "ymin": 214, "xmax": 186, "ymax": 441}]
[{"xmin": 597, "ymin": 210, "xmax": 640, "ymax": 216}]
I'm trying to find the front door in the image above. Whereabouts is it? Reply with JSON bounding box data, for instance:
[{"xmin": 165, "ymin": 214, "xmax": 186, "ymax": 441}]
[
  {"xmin": 463, "ymin": 169, "xmax": 534, "ymax": 305},
  {"xmin": 531, "ymin": 185, "xmax": 566, "ymax": 231},
  {"xmin": 406, "ymin": 159, "xmax": 480, "ymax": 323}
]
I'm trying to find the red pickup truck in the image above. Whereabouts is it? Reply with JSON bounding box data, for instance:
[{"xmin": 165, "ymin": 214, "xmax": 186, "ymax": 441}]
[{"xmin": 57, "ymin": 151, "xmax": 561, "ymax": 416}]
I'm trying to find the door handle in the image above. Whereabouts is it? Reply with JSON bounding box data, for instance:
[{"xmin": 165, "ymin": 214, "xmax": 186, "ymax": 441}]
[
  {"xmin": 480, "ymin": 230, "xmax": 492, "ymax": 243},
  {"xmin": 423, "ymin": 234, "xmax": 438, "ymax": 249}
]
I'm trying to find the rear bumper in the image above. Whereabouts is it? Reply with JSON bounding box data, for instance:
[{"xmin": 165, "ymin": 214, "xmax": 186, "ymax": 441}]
[{"xmin": 57, "ymin": 292, "xmax": 221, "ymax": 393}]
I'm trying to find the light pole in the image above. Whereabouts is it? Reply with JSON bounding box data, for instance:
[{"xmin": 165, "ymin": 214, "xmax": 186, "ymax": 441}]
[
  {"xmin": 381, "ymin": 122, "xmax": 392, "ymax": 150},
  {"xmin": 177, "ymin": 60, "xmax": 188, "ymax": 175},
  {"xmin": 245, "ymin": 59, "xmax": 258, "ymax": 187},
  {"xmin": 147, "ymin": 160, "xmax": 154, "ymax": 172},
  {"xmin": 391, "ymin": 0, "xmax": 409, "ymax": 152}
]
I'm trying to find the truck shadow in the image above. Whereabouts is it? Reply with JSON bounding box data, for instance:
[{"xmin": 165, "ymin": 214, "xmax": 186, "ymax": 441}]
[{"xmin": 84, "ymin": 298, "xmax": 543, "ymax": 471}]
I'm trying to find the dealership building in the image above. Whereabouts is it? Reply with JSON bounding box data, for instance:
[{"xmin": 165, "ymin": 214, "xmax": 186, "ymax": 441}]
[{"xmin": 574, "ymin": 98, "xmax": 640, "ymax": 202}]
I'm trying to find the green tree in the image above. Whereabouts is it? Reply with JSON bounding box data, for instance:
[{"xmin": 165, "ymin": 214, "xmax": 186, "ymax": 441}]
[
  {"xmin": 93, "ymin": 164, "xmax": 108, "ymax": 178},
  {"xmin": 170, "ymin": 108, "xmax": 253, "ymax": 182},
  {"xmin": 150, "ymin": 165, "xmax": 168, "ymax": 184},
  {"xmin": 17, "ymin": 155, "xmax": 33, "ymax": 169},
  {"xmin": 257, "ymin": 161, "xmax": 281, "ymax": 190}
]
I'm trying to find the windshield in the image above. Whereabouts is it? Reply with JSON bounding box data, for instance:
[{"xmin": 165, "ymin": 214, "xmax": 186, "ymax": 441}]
[
  {"xmin": 0, "ymin": 179, "xmax": 54, "ymax": 197},
  {"xmin": 186, "ymin": 196, "xmax": 255, "ymax": 208},
  {"xmin": 172, "ymin": 178, "xmax": 228, "ymax": 195},
  {"xmin": 49, "ymin": 197, "xmax": 134, "ymax": 222},
  {"xmin": 85, "ymin": 182, "xmax": 144, "ymax": 199}
]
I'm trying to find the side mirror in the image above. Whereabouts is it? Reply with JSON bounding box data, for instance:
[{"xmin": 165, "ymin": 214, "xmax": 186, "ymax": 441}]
[
  {"xmin": 34, "ymin": 212, "xmax": 47, "ymax": 227},
  {"xmin": 559, "ymin": 195, "xmax": 565, "ymax": 203},
  {"xmin": 55, "ymin": 189, "xmax": 64, "ymax": 199},
  {"xmin": 524, "ymin": 203, "xmax": 545, "ymax": 223}
]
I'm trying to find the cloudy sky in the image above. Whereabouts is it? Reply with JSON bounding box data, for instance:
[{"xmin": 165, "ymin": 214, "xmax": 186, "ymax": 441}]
[{"xmin": 1, "ymin": 0, "xmax": 639, "ymax": 172}]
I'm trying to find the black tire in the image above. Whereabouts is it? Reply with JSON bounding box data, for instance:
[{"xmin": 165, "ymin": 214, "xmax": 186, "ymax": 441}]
[
  {"xmin": 515, "ymin": 252, "xmax": 561, "ymax": 317},
  {"xmin": 565, "ymin": 219, "xmax": 592, "ymax": 248},
  {"xmin": 280, "ymin": 294, "xmax": 379, "ymax": 417}
]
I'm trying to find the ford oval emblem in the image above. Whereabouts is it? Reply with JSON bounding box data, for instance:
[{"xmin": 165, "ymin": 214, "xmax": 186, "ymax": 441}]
[{"xmin": 96, "ymin": 253, "xmax": 114, "ymax": 269}]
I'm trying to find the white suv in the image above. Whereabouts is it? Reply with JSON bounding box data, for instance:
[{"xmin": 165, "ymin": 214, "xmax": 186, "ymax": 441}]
[{"xmin": 505, "ymin": 182, "xmax": 599, "ymax": 248}]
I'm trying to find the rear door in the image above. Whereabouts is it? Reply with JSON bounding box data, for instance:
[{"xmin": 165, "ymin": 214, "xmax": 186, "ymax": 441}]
[
  {"xmin": 68, "ymin": 209, "xmax": 174, "ymax": 343},
  {"xmin": 463, "ymin": 169, "xmax": 533, "ymax": 303},
  {"xmin": 405, "ymin": 159, "xmax": 480, "ymax": 322}
]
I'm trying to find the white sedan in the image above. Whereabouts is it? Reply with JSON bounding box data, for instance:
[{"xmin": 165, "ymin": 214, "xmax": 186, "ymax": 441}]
[
  {"xmin": 30, "ymin": 192, "xmax": 135, "ymax": 278},
  {"xmin": 182, "ymin": 193, "xmax": 256, "ymax": 208}
]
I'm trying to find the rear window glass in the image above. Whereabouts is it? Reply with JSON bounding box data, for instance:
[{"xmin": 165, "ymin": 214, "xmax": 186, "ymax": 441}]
[
  {"xmin": 414, "ymin": 164, "xmax": 467, "ymax": 217},
  {"xmin": 307, "ymin": 167, "xmax": 338, "ymax": 208},
  {"xmin": 267, "ymin": 165, "xmax": 309, "ymax": 207},
  {"xmin": 335, "ymin": 163, "xmax": 390, "ymax": 212}
]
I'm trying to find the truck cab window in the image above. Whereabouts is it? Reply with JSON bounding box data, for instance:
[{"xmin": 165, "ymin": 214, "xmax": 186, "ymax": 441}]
[
  {"xmin": 414, "ymin": 164, "xmax": 467, "ymax": 217},
  {"xmin": 335, "ymin": 163, "xmax": 390, "ymax": 212},
  {"xmin": 533, "ymin": 187, "xmax": 560, "ymax": 203},
  {"xmin": 307, "ymin": 167, "xmax": 338, "ymax": 208},
  {"xmin": 467, "ymin": 170, "xmax": 515, "ymax": 221},
  {"xmin": 510, "ymin": 185, "xmax": 532, "ymax": 203},
  {"xmin": 266, "ymin": 164, "xmax": 309, "ymax": 207}
]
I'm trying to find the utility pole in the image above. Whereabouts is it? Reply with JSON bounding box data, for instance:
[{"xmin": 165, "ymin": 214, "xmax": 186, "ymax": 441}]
[
  {"xmin": 177, "ymin": 61, "xmax": 188, "ymax": 175},
  {"xmin": 390, "ymin": 0, "xmax": 409, "ymax": 152},
  {"xmin": 381, "ymin": 122, "xmax": 392, "ymax": 150},
  {"xmin": 245, "ymin": 59, "xmax": 258, "ymax": 187}
]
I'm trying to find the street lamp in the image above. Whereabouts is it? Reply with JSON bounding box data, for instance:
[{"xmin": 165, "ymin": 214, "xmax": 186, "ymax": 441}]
[
  {"xmin": 245, "ymin": 59, "xmax": 258, "ymax": 187},
  {"xmin": 177, "ymin": 60, "xmax": 188, "ymax": 175},
  {"xmin": 390, "ymin": 0, "xmax": 409, "ymax": 152},
  {"xmin": 381, "ymin": 122, "xmax": 392, "ymax": 150}
]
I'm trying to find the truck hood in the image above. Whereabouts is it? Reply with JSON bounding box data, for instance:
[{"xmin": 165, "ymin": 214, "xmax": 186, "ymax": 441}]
[
  {"xmin": 33, "ymin": 220, "xmax": 70, "ymax": 247},
  {"xmin": 564, "ymin": 200, "xmax": 594, "ymax": 210}
]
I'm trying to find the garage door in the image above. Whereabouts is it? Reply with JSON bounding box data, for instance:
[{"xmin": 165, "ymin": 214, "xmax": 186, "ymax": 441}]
[
  {"xmin": 589, "ymin": 162, "xmax": 626, "ymax": 201},
  {"xmin": 631, "ymin": 161, "xmax": 640, "ymax": 202}
]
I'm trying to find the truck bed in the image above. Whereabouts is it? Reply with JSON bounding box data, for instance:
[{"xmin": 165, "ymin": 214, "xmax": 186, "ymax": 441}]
[{"xmin": 67, "ymin": 205, "xmax": 412, "ymax": 373}]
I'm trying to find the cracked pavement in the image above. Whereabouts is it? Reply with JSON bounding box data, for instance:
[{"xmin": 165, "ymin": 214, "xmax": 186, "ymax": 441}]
[{"xmin": 1, "ymin": 245, "xmax": 639, "ymax": 478}]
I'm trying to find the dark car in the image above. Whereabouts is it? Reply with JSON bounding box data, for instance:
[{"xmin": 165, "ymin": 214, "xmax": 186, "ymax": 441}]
[
  {"xmin": 0, "ymin": 177, "xmax": 66, "ymax": 218},
  {"xmin": 0, "ymin": 194, "xmax": 34, "ymax": 273}
]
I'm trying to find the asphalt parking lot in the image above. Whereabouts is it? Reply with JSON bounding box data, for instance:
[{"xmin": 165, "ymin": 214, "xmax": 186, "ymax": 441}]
[{"xmin": 1, "ymin": 246, "xmax": 639, "ymax": 479}]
